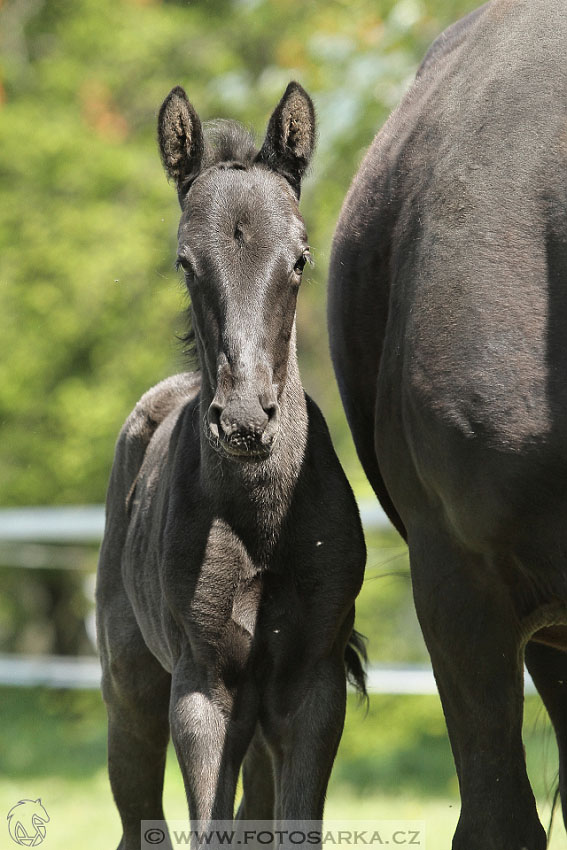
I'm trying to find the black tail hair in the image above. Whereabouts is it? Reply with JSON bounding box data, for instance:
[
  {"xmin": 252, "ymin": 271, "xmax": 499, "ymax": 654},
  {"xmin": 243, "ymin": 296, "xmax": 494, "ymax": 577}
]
[{"xmin": 345, "ymin": 629, "xmax": 368, "ymax": 702}]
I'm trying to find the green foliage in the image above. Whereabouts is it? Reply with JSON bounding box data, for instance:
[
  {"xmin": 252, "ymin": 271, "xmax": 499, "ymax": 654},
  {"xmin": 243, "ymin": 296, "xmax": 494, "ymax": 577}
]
[
  {"xmin": 335, "ymin": 694, "xmax": 456, "ymax": 797},
  {"xmin": 0, "ymin": 0, "xmax": 478, "ymax": 506},
  {"xmin": 356, "ymin": 529, "xmax": 427, "ymax": 664},
  {"xmin": 0, "ymin": 686, "xmax": 107, "ymax": 779}
]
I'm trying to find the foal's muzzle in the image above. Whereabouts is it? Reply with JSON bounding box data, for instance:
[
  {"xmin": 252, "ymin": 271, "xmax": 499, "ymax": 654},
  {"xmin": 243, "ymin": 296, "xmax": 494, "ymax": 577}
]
[{"xmin": 208, "ymin": 393, "xmax": 280, "ymax": 460}]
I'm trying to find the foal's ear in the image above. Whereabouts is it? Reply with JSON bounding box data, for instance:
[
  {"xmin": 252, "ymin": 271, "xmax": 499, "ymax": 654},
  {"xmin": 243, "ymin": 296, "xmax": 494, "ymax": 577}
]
[
  {"xmin": 158, "ymin": 86, "xmax": 204, "ymax": 203},
  {"xmin": 256, "ymin": 82, "xmax": 316, "ymax": 197}
]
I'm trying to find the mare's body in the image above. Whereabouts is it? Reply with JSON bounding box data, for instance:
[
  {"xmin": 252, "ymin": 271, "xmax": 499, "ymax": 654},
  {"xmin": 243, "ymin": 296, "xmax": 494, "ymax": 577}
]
[{"xmin": 328, "ymin": 2, "xmax": 567, "ymax": 847}]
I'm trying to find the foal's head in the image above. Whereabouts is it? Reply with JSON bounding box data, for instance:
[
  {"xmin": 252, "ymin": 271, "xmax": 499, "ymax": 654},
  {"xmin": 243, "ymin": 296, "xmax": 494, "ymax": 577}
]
[{"xmin": 158, "ymin": 83, "xmax": 316, "ymax": 462}]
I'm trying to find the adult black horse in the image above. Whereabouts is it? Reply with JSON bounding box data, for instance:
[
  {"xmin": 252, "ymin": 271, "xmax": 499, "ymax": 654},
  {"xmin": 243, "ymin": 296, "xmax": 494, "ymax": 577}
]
[{"xmin": 328, "ymin": 1, "xmax": 567, "ymax": 848}]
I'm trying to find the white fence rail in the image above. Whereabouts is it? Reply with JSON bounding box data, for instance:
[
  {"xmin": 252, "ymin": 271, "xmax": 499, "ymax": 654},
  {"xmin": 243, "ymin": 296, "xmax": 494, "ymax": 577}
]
[
  {"xmin": 0, "ymin": 653, "xmax": 441, "ymax": 693},
  {"xmin": 0, "ymin": 653, "xmax": 537, "ymax": 695},
  {"xmin": 0, "ymin": 501, "xmax": 390, "ymax": 541},
  {"xmin": 0, "ymin": 505, "xmax": 107, "ymax": 543}
]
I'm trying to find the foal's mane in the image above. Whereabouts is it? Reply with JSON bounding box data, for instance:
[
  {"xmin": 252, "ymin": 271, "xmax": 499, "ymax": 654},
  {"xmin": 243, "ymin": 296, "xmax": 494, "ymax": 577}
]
[
  {"xmin": 179, "ymin": 119, "xmax": 259, "ymax": 367},
  {"xmin": 202, "ymin": 119, "xmax": 258, "ymax": 169}
]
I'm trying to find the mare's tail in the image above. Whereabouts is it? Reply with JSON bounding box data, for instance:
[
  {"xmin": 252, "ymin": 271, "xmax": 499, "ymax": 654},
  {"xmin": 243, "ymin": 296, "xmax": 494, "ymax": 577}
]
[{"xmin": 345, "ymin": 629, "xmax": 368, "ymax": 701}]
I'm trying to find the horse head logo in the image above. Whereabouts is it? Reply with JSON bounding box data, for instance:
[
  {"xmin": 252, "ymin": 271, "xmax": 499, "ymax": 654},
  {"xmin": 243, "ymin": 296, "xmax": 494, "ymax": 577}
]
[{"xmin": 7, "ymin": 799, "xmax": 50, "ymax": 847}]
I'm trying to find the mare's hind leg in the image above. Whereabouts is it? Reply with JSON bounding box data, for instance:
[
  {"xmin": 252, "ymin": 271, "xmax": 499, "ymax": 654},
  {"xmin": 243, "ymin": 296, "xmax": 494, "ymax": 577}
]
[
  {"xmin": 100, "ymin": 604, "xmax": 172, "ymax": 850},
  {"xmin": 409, "ymin": 523, "xmax": 546, "ymax": 850},
  {"xmin": 525, "ymin": 640, "xmax": 567, "ymax": 827},
  {"xmin": 236, "ymin": 727, "xmax": 275, "ymax": 820}
]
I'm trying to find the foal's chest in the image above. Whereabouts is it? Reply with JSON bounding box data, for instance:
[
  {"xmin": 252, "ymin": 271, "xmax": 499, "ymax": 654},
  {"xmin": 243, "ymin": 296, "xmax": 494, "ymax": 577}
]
[
  {"xmin": 124, "ymin": 470, "xmax": 360, "ymax": 676},
  {"xmin": 165, "ymin": 514, "xmax": 307, "ymax": 633}
]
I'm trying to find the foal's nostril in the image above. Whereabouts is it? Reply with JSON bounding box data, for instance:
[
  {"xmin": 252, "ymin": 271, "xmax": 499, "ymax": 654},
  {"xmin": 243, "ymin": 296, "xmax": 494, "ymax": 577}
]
[
  {"xmin": 208, "ymin": 402, "xmax": 222, "ymax": 439},
  {"xmin": 264, "ymin": 401, "xmax": 279, "ymax": 422},
  {"xmin": 262, "ymin": 400, "xmax": 280, "ymax": 440}
]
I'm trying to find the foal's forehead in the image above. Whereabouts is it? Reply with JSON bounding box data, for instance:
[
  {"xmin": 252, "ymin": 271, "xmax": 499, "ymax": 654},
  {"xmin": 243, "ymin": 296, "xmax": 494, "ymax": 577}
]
[{"xmin": 180, "ymin": 166, "xmax": 307, "ymax": 245}]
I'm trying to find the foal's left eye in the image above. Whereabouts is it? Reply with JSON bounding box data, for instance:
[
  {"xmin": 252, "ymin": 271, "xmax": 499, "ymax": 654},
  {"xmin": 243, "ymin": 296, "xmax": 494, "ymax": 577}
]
[{"xmin": 293, "ymin": 250, "xmax": 311, "ymax": 277}]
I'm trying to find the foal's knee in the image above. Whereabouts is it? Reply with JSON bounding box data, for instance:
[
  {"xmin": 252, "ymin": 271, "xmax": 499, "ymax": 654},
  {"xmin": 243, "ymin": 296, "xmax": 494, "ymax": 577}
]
[{"xmin": 260, "ymin": 654, "xmax": 346, "ymax": 749}]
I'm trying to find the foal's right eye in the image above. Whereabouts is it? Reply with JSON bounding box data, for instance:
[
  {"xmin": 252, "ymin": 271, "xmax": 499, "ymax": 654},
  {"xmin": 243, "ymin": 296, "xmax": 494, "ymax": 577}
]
[{"xmin": 176, "ymin": 255, "xmax": 194, "ymax": 275}]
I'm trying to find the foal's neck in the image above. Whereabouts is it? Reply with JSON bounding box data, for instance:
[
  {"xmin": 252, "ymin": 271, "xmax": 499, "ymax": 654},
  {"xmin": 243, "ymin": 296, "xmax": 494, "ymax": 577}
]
[{"xmin": 198, "ymin": 347, "xmax": 308, "ymax": 549}]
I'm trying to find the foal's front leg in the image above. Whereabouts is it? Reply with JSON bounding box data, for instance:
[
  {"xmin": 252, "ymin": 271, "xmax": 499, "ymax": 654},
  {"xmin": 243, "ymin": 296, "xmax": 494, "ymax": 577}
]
[
  {"xmin": 99, "ymin": 599, "xmax": 172, "ymax": 850},
  {"xmin": 236, "ymin": 726, "xmax": 275, "ymax": 820},
  {"xmin": 263, "ymin": 647, "xmax": 347, "ymax": 827},
  {"xmin": 170, "ymin": 652, "xmax": 259, "ymax": 825}
]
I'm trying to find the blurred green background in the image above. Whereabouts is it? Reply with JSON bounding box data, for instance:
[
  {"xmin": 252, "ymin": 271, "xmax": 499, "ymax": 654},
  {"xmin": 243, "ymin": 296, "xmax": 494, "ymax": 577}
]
[
  {"xmin": 0, "ymin": 0, "xmax": 480, "ymax": 509},
  {"xmin": 1, "ymin": 0, "xmax": 565, "ymax": 847}
]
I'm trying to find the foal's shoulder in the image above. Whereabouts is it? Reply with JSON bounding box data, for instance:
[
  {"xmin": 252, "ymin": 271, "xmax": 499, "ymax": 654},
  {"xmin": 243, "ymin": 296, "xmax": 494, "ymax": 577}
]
[
  {"xmin": 304, "ymin": 393, "xmax": 331, "ymax": 438},
  {"xmin": 301, "ymin": 393, "xmax": 365, "ymax": 546},
  {"xmin": 304, "ymin": 394, "xmax": 351, "ymax": 480}
]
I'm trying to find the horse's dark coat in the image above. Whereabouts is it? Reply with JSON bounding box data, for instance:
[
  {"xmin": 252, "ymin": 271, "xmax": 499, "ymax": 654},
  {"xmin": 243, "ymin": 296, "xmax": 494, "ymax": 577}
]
[
  {"xmin": 328, "ymin": 1, "xmax": 567, "ymax": 847},
  {"xmin": 96, "ymin": 83, "xmax": 366, "ymax": 850}
]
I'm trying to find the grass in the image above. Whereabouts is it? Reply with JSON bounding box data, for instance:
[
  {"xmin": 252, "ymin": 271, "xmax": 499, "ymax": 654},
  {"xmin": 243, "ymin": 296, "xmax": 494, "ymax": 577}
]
[{"xmin": 0, "ymin": 687, "xmax": 565, "ymax": 849}]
